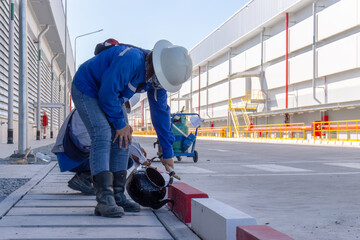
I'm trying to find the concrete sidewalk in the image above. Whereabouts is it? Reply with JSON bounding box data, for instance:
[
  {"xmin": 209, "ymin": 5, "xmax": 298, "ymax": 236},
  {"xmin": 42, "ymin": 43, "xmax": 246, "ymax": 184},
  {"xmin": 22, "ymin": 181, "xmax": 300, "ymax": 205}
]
[
  {"xmin": 0, "ymin": 137, "xmax": 200, "ymax": 239},
  {"xmin": 0, "ymin": 138, "xmax": 56, "ymax": 159},
  {"xmin": 0, "ymin": 162, "xmax": 199, "ymax": 239}
]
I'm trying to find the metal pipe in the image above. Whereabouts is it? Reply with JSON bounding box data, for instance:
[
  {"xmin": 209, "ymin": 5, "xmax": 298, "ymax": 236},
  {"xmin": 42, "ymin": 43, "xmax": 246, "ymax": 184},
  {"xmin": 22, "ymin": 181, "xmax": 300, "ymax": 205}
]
[
  {"xmin": 190, "ymin": 71, "xmax": 193, "ymax": 112},
  {"xmin": 50, "ymin": 53, "xmax": 59, "ymax": 138},
  {"xmin": 260, "ymin": 28, "xmax": 266, "ymax": 111},
  {"xmin": 243, "ymin": 125, "xmax": 312, "ymax": 132},
  {"xmin": 64, "ymin": 0, "xmax": 68, "ymax": 121},
  {"xmin": 227, "ymin": 48, "xmax": 232, "ymax": 127},
  {"xmin": 58, "ymin": 71, "xmax": 64, "ymax": 132},
  {"xmin": 18, "ymin": 0, "xmax": 27, "ymax": 154},
  {"xmin": 36, "ymin": 24, "xmax": 50, "ymax": 140},
  {"xmin": 312, "ymin": 0, "xmax": 320, "ymax": 103},
  {"xmin": 260, "ymin": 28, "xmax": 264, "ymax": 77},
  {"xmin": 324, "ymin": 76, "xmax": 327, "ymax": 104},
  {"xmin": 198, "ymin": 66, "xmax": 200, "ymax": 115},
  {"xmin": 142, "ymin": 100, "xmax": 144, "ymax": 127},
  {"xmin": 243, "ymin": 124, "xmax": 360, "ymax": 133},
  {"xmin": 7, "ymin": 0, "xmax": 15, "ymax": 144},
  {"xmin": 285, "ymin": 13, "xmax": 289, "ymax": 109},
  {"xmin": 206, "ymin": 62, "xmax": 211, "ymax": 119}
]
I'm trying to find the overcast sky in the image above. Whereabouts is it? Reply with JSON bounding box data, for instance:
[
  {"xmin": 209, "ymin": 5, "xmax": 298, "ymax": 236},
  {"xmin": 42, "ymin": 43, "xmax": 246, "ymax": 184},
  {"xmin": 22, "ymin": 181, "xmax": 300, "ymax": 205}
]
[{"xmin": 65, "ymin": 0, "xmax": 249, "ymax": 69}]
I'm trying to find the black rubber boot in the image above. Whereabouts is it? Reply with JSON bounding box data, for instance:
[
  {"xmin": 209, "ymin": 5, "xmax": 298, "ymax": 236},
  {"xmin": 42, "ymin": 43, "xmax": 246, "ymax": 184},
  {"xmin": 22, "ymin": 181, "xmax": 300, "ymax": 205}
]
[
  {"xmin": 92, "ymin": 171, "xmax": 124, "ymax": 217},
  {"xmin": 68, "ymin": 171, "xmax": 95, "ymax": 195},
  {"xmin": 113, "ymin": 170, "xmax": 141, "ymax": 212}
]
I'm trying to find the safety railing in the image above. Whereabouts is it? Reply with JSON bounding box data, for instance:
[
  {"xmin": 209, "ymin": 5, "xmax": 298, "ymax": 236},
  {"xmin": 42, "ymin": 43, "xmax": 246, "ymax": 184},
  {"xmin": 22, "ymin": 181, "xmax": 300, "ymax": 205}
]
[
  {"xmin": 189, "ymin": 127, "xmax": 227, "ymax": 138},
  {"xmin": 237, "ymin": 123, "xmax": 307, "ymax": 140},
  {"xmin": 312, "ymin": 120, "xmax": 360, "ymax": 141},
  {"xmin": 133, "ymin": 120, "xmax": 360, "ymax": 142},
  {"xmin": 188, "ymin": 123, "xmax": 306, "ymax": 140},
  {"xmin": 132, "ymin": 130, "xmax": 156, "ymax": 135},
  {"xmin": 132, "ymin": 123, "xmax": 156, "ymax": 135},
  {"xmin": 246, "ymin": 89, "xmax": 266, "ymax": 101}
]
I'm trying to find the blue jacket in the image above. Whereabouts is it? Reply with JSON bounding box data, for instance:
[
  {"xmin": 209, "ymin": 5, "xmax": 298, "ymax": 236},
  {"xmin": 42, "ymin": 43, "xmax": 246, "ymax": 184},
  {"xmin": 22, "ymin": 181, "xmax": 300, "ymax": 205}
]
[{"xmin": 73, "ymin": 45, "xmax": 175, "ymax": 158}]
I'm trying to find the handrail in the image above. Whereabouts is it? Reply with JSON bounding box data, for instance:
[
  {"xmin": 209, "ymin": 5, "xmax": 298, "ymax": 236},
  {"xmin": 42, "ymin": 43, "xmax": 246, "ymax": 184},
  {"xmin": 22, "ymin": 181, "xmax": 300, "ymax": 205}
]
[
  {"xmin": 133, "ymin": 119, "xmax": 360, "ymax": 142},
  {"xmin": 313, "ymin": 120, "xmax": 360, "ymax": 141}
]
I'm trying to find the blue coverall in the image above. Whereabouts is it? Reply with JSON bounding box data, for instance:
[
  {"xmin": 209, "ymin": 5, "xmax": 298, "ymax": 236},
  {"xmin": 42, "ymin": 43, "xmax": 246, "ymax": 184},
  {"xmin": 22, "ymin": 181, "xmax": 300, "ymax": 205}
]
[{"xmin": 73, "ymin": 45, "xmax": 175, "ymax": 159}]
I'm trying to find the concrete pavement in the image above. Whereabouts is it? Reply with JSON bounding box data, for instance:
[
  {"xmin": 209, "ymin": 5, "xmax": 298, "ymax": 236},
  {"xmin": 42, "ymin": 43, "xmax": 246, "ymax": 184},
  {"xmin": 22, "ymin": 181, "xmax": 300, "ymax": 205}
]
[
  {"xmin": 2, "ymin": 135, "xmax": 359, "ymax": 239},
  {"xmin": 134, "ymin": 136, "xmax": 360, "ymax": 240},
  {"xmin": 0, "ymin": 138, "xmax": 200, "ymax": 240}
]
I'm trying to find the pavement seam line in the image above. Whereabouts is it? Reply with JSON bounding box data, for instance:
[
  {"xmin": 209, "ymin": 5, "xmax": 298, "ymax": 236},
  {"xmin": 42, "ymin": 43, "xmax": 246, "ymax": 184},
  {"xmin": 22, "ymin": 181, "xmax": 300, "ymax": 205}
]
[
  {"xmin": 153, "ymin": 208, "xmax": 201, "ymax": 240},
  {"xmin": 0, "ymin": 162, "xmax": 57, "ymax": 219}
]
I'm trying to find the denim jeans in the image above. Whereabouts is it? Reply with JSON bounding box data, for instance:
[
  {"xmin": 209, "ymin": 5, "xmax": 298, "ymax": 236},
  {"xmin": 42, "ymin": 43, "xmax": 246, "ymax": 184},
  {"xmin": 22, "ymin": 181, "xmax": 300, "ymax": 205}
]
[{"xmin": 71, "ymin": 83, "xmax": 129, "ymax": 175}]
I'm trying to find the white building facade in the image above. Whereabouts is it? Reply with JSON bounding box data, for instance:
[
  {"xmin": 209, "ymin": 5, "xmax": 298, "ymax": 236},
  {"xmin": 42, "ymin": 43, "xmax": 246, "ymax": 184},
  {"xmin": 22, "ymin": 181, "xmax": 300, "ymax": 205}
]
[
  {"xmin": 0, "ymin": 0, "xmax": 74, "ymax": 144},
  {"xmin": 130, "ymin": 0, "xmax": 360, "ymax": 138}
]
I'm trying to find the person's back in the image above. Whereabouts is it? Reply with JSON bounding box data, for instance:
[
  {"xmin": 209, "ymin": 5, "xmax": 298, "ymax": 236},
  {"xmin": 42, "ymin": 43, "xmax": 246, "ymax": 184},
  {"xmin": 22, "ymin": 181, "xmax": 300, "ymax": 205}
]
[{"xmin": 74, "ymin": 45, "xmax": 148, "ymax": 99}]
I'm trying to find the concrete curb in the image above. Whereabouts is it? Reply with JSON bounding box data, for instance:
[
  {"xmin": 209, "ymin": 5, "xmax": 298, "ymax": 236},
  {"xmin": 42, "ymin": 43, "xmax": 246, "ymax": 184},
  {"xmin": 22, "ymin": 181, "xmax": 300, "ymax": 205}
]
[
  {"xmin": 191, "ymin": 198, "xmax": 257, "ymax": 240},
  {"xmin": 165, "ymin": 178, "xmax": 294, "ymax": 240},
  {"xmin": 236, "ymin": 225, "xmax": 295, "ymax": 240},
  {"xmin": 167, "ymin": 182, "xmax": 209, "ymax": 223},
  {"xmin": 0, "ymin": 161, "xmax": 57, "ymax": 219}
]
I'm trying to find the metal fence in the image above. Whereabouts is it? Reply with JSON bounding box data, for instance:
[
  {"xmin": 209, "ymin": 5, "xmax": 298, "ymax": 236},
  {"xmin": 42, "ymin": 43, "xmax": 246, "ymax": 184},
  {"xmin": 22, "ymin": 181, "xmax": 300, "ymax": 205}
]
[
  {"xmin": 133, "ymin": 119, "xmax": 360, "ymax": 143},
  {"xmin": 312, "ymin": 120, "xmax": 360, "ymax": 142}
]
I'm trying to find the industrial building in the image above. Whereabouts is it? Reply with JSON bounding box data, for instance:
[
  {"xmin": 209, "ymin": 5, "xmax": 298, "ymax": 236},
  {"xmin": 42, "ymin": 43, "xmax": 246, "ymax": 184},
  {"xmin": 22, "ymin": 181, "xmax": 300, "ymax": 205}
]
[
  {"xmin": 0, "ymin": 0, "xmax": 74, "ymax": 145},
  {"xmin": 130, "ymin": 0, "xmax": 360, "ymax": 142},
  {"xmin": 0, "ymin": 0, "xmax": 359, "ymax": 145}
]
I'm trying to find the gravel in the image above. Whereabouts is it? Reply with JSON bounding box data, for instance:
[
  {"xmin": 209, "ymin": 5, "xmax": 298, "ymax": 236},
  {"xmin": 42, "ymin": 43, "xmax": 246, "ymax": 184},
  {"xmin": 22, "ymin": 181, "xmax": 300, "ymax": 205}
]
[{"xmin": 0, "ymin": 178, "xmax": 29, "ymax": 202}]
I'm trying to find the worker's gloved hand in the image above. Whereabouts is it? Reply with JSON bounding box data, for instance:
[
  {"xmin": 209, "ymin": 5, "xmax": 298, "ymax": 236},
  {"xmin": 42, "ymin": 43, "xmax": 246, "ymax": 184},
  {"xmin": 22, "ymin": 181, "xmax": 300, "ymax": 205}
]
[
  {"xmin": 113, "ymin": 124, "xmax": 132, "ymax": 148},
  {"xmin": 161, "ymin": 158, "xmax": 174, "ymax": 172}
]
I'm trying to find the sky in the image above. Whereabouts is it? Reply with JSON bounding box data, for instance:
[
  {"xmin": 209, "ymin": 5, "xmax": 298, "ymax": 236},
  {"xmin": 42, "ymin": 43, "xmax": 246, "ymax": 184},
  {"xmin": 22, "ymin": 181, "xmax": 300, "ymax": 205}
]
[{"xmin": 66, "ymin": 0, "xmax": 249, "ymax": 69}]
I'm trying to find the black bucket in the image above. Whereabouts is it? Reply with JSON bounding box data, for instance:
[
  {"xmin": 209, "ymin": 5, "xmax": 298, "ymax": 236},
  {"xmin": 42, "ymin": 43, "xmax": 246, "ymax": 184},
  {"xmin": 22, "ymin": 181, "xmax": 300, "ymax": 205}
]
[{"xmin": 126, "ymin": 167, "xmax": 174, "ymax": 209}]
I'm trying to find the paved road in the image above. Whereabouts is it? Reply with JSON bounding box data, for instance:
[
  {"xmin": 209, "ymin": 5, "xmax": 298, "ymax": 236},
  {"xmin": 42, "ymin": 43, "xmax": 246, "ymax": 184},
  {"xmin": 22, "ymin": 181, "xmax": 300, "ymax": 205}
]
[{"xmin": 137, "ymin": 136, "xmax": 360, "ymax": 240}]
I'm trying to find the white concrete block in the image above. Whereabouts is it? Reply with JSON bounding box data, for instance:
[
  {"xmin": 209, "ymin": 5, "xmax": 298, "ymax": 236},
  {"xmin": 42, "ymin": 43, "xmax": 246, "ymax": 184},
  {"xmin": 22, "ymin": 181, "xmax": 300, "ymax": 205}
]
[{"xmin": 191, "ymin": 198, "xmax": 257, "ymax": 240}]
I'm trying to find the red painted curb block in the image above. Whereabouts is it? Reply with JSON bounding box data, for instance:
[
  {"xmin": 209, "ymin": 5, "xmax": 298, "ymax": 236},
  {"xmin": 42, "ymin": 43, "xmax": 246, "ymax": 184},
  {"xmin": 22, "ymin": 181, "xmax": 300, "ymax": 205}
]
[
  {"xmin": 236, "ymin": 225, "xmax": 295, "ymax": 240},
  {"xmin": 167, "ymin": 182, "xmax": 209, "ymax": 223}
]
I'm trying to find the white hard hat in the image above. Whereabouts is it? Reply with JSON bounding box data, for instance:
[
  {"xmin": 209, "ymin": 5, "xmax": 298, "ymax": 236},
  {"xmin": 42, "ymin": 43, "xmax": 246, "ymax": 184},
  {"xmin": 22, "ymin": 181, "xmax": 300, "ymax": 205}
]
[{"xmin": 152, "ymin": 40, "xmax": 193, "ymax": 93}]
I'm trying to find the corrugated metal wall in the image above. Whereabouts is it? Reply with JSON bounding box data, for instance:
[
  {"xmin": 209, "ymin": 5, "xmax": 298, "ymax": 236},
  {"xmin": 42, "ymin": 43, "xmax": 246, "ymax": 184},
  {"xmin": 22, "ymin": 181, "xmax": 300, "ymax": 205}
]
[
  {"xmin": 0, "ymin": 1, "xmax": 17, "ymax": 118},
  {"xmin": 0, "ymin": 1, "xmax": 62, "ymax": 127}
]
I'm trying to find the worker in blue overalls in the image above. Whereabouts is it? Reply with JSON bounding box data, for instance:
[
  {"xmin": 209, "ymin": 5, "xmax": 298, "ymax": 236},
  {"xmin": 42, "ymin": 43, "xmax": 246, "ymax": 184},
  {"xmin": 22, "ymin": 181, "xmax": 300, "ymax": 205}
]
[{"xmin": 71, "ymin": 39, "xmax": 192, "ymax": 218}]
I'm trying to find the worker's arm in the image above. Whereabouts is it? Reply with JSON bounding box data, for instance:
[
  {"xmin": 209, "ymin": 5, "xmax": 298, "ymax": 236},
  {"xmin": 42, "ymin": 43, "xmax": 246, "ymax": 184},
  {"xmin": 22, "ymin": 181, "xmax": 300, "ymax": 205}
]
[{"xmin": 147, "ymin": 87, "xmax": 175, "ymax": 162}]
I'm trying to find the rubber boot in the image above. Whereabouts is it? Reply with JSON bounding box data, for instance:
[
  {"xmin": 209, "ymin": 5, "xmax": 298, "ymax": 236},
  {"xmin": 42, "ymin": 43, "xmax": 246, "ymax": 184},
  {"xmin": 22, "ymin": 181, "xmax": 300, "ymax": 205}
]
[
  {"xmin": 113, "ymin": 170, "xmax": 141, "ymax": 212},
  {"xmin": 92, "ymin": 171, "xmax": 124, "ymax": 217},
  {"xmin": 68, "ymin": 171, "xmax": 95, "ymax": 195}
]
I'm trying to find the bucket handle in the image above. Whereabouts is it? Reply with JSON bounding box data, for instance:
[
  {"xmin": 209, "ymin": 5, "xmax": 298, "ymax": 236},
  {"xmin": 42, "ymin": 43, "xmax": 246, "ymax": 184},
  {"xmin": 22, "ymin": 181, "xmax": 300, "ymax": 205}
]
[{"xmin": 147, "ymin": 156, "xmax": 175, "ymax": 189}]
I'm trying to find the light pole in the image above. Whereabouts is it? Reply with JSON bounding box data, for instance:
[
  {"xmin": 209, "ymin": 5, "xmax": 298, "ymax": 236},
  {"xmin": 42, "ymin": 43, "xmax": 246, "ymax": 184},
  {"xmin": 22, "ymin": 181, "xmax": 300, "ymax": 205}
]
[
  {"xmin": 74, "ymin": 29, "xmax": 103, "ymax": 70},
  {"xmin": 18, "ymin": 0, "xmax": 27, "ymax": 154}
]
